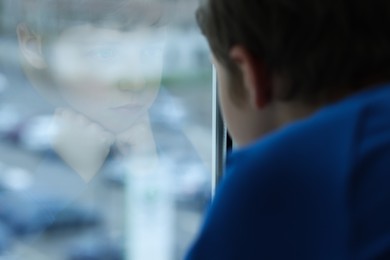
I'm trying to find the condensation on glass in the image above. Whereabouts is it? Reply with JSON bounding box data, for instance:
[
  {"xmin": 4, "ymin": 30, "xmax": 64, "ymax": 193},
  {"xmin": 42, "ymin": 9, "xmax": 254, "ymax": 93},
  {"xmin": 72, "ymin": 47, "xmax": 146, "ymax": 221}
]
[{"xmin": 0, "ymin": 0, "xmax": 213, "ymax": 259}]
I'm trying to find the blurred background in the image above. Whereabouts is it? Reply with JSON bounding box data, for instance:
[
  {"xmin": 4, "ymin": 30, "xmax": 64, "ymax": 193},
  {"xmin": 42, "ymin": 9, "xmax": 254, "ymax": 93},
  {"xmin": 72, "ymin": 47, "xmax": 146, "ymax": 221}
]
[{"xmin": 0, "ymin": 0, "xmax": 213, "ymax": 259}]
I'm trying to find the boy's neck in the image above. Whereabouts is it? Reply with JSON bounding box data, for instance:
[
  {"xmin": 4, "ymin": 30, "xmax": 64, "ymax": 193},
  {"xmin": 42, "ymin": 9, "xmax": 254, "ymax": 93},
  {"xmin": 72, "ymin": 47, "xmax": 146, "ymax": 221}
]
[{"xmin": 272, "ymin": 101, "xmax": 318, "ymax": 131}]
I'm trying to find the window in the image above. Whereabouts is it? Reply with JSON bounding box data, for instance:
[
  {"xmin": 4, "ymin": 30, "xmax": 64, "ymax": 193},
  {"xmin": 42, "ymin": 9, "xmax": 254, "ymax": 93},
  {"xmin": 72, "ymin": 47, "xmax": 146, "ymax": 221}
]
[{"xmin": 0, "ymin": 1, "xmax": 216, "ymax": 259}]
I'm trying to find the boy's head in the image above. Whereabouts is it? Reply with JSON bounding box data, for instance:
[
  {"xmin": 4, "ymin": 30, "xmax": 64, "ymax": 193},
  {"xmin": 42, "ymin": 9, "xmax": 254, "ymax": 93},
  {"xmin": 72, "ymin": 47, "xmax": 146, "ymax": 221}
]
[
  {"xmin": 197, "ymin": 0, "xmax": 390, "ymax": 146},
  {"xmin": 16, "ymin": 0, "xmax": 171, "ymax": 133}
]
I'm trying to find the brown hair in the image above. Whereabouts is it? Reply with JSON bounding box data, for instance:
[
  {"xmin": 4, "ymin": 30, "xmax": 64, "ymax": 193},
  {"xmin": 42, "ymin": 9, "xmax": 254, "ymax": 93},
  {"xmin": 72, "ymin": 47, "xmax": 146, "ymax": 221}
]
[{"xmin": 197, "ymin": 0, "xmax": 390, "ymax": 104}]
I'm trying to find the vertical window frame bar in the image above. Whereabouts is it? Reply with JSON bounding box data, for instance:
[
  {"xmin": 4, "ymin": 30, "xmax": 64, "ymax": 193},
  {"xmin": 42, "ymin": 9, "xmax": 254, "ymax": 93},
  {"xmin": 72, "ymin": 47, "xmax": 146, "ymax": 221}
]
[{"xmin": 211, "ymin": 65, "xmax": 227, "ymax": 198}]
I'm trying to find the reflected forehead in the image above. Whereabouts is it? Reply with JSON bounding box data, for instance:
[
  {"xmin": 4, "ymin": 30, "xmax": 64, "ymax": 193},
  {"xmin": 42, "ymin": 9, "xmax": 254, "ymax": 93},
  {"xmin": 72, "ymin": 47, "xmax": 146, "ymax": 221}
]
[
  {"xmin": 57, "ymin": 24, "xmax": 166, "ymax": 44},
  {"xmin": 21, "ymin": 0, "xmax": 169, "ymax": 37}
]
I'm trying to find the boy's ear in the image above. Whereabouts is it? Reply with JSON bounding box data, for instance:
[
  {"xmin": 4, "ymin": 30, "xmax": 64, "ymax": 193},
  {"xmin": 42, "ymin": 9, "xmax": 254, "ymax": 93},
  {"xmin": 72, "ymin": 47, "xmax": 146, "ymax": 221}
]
[
  {"xmin": 17, "ymin": 24, "xmax": 47, "ymax": 69},
  {"xmin": 229, "ymin": 46, "xmax": 271, "ymax": 109}
]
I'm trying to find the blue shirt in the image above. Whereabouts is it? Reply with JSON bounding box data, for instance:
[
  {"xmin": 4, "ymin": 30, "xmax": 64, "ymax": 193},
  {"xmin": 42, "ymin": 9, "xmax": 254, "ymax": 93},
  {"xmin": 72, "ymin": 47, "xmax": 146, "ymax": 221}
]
[{"xmin": 186, "ymin": 84, "xmax": 390, "ymax": 260}]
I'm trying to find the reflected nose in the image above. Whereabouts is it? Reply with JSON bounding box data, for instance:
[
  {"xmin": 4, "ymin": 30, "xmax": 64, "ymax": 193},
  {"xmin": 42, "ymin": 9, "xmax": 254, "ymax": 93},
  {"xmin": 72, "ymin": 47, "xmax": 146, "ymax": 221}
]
[{"xmin": 116, "ymin": 78, "xmax": 146, "ymax": 93}]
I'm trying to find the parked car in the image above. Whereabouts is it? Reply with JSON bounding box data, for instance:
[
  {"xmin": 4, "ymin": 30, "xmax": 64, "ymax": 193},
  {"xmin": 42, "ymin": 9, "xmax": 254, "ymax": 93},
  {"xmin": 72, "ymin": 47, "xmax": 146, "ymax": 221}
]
[{"xmin": 67, "ymin": 235, "xmax": 124, "ymax": 260}]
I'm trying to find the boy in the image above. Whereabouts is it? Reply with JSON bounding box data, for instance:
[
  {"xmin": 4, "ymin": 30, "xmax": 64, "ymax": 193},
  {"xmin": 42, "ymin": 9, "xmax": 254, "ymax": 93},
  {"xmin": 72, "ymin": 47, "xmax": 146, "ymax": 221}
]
[{"xmin": 186, "ymin": 0, "xmax": 390, "ymax": 259}]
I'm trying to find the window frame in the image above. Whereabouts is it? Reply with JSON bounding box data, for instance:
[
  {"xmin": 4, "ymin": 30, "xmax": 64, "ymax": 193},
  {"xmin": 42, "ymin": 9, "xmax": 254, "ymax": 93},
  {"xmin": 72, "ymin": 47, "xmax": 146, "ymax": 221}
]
[{"xmin": 212, "ymin": 66, "xmax": 228, "ymax": 197}]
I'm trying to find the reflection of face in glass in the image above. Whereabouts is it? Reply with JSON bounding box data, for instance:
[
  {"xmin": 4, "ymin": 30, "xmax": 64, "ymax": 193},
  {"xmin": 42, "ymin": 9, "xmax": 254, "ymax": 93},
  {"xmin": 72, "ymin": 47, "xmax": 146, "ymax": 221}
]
[
  {"xmin": 17, "ymin": 0, "xmax": 169, "ymax": 178},
  {"xmin": 48, "ymin": 25, "xmax": 166, "ymax": 133}
]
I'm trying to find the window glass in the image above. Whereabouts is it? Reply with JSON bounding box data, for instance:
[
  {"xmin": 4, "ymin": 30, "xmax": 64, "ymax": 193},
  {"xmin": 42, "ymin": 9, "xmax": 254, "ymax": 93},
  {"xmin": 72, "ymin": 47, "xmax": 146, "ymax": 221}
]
[{"xmin": 0, "ymin": 1, "xmax": 212, "ymax": 259}]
